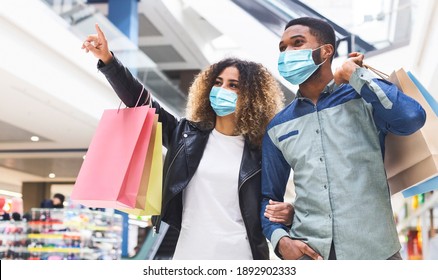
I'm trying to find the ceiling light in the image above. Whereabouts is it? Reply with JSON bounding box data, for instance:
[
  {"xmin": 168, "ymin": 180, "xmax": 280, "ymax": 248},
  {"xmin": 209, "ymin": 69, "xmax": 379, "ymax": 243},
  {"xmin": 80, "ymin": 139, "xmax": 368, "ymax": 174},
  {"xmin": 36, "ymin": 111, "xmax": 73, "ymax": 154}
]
[
  {"xmin": 48, "ymin": 173, "xmax": 56, "ymax": 179},
  {"xmin": 0, "ymin": 190, "xmax": 23, "ymax": 198},
  {"xmin": 83, "ymin": 155, "xmax": 86, "ymax": 160},
  {"xmin": 30, "ymin": 136, "xmax": 40, "ymax": 142}
]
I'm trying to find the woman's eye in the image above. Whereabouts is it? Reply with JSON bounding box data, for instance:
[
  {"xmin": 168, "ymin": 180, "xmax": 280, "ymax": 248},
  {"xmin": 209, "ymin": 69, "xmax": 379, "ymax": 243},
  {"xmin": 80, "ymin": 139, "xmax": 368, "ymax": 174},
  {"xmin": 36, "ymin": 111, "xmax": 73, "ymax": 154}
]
[
  {"xmin": 230, "ymin": 84, "xmax": 238, "ymax": 89},
  {"xmin": 214, "ymin": 81, "xmax": 222, "ymax": 86}
]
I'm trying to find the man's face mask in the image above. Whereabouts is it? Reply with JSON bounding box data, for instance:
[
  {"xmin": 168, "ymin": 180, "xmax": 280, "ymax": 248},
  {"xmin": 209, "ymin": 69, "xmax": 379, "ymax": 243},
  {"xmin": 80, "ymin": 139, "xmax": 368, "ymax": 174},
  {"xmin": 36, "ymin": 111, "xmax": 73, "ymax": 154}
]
[
  {"xmin": 209, "ymin": 86, "xmax": 238, "ymax": 116},
  {"xmin": 278, "ymin": 45, "xmax": 327, "ymax": 85}
]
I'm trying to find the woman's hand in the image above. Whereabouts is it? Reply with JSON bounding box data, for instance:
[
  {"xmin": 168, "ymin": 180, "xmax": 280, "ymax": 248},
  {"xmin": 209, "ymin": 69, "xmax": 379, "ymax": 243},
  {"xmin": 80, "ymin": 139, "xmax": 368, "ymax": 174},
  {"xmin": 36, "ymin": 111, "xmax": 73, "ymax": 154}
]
[
  {"xmin": 264, "ymin": 199, "xmax": 294, "ymax": 226},
  {"xmin": 81, "ymin": 23, "xmax": 113, "ymax": 65}
]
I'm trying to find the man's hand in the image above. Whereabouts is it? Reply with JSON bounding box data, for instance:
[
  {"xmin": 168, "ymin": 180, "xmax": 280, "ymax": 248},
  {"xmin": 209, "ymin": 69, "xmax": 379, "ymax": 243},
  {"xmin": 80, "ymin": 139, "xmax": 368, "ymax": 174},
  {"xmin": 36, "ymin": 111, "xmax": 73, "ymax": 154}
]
[
  {"xmin": 334, "ymin": 52, "xmax": 364, "ymax": 85},
  {"xmin": 81, "ymin": 23, "xmax": 113, "ymax": 64},
  {"xmin": 278, "ymin": 237, "xmax": 323, "ymax": 260},
  {"xmin": 264, "ymin": 200, "xmax": 294, "ymax": 226}
]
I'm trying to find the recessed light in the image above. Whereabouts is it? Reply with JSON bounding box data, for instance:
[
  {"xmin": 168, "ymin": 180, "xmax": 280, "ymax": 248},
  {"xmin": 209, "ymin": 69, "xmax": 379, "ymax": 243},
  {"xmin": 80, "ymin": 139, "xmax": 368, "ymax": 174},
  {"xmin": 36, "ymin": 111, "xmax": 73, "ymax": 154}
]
[
  {"xmin": 0, "ymin": 190, "xmax": 23, "ymax": 198},
  {"xmin": 30, "ymin": 136, "xmax": 40, "ymax": 142},
  {"xmin": 48, "ymin": 173, "xmax": 56, "ymax": 178}
]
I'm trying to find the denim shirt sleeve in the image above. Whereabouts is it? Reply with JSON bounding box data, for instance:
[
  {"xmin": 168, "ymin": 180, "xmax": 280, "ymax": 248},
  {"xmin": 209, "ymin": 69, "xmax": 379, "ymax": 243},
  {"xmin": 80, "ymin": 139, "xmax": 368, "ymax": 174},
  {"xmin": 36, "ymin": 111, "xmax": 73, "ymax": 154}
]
[
  {"xmin": 261, "ymin": 129, "xmax": 291, "ymax": 255},
  {"xmin": 349, "ymin": 67, "xmax": 426, "ymax": 136}
]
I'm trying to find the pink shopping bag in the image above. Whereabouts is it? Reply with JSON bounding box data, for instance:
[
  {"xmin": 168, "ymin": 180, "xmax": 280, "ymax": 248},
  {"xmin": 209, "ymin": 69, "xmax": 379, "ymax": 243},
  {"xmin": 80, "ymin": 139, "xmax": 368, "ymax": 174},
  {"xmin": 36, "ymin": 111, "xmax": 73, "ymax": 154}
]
[{"xmin": 71, "ymin": 106, "xmax": 156, "ymax": 208}]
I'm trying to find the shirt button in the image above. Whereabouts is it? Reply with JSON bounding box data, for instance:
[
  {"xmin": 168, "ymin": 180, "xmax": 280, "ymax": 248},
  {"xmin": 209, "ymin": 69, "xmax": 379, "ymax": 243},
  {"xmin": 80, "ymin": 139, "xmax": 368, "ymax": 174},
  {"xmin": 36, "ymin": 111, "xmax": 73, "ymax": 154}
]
[
  {"xmin": 316, "ymin": 129, "xmax": 320, "ymax": 134},
  {"xmin": 319, "ymin": 157, "xmax": 323, "ymax": 162},
  {"xmin": 329, "ymin": 214, "xmax": 332, "ymax": 219},
  {"xmin": 324, "ymin": 185, "xmax": 327, "ymax": 189},
  {"xmin": 183, "ymin": 133, "xmax": 188, "ymax": 138}
]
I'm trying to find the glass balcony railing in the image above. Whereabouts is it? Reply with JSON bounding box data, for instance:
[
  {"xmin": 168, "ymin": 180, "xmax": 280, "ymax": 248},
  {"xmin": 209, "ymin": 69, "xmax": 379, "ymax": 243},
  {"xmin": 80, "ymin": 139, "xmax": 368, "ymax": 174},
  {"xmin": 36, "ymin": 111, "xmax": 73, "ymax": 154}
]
[{"xmin": 232, "ymin": 0, "xmax": 413, "ymax": 58}]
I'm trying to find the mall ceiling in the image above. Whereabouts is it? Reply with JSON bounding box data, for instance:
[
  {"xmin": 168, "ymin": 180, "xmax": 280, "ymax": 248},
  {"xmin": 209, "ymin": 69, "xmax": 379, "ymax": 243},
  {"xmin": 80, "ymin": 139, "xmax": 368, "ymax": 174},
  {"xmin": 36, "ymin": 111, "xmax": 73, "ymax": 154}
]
[{"xmin": 1, "ymin": 0, "xmax": 433, "ymax": 198}]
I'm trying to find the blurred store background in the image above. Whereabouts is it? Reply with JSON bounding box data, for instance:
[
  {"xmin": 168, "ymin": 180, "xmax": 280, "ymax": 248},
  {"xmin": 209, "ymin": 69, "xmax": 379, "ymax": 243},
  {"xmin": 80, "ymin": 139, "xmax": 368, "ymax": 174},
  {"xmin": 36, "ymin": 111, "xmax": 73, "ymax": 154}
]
[{"xmin": 0, "ymin": 0, "xmax": 437, "ymax": 260}]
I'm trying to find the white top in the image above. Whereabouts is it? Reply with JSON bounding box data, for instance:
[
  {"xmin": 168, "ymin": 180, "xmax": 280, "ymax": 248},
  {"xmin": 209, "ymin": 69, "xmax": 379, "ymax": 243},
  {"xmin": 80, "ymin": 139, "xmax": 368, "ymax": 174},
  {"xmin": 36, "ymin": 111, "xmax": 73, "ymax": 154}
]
[{"xmin": 172, "ymin": 129, "xmax": 252, "ymax": 260}]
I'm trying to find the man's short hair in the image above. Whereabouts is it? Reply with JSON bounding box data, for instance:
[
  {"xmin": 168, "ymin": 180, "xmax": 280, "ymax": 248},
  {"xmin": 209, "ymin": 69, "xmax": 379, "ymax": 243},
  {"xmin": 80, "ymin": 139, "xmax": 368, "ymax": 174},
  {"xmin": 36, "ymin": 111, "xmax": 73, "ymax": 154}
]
[
  {"xmin": 285, "ymin": 17, "xmax": 336, "ymax": 53},
  {"xmin": 53, "ymin": 193, "xmax": 65, "ymax": 203}
]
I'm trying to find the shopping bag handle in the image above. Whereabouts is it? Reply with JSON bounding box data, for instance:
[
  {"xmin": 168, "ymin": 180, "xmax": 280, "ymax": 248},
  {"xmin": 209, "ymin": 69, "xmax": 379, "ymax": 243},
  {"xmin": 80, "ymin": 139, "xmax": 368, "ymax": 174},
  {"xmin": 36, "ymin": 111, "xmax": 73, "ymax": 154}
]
[
  {"xmin": 363, "ymin": 64, "xmax": 390, "ymax": 80},
  {"xmin": 117, "ymin": 85, "xmax": 146, "ymax": 113}
]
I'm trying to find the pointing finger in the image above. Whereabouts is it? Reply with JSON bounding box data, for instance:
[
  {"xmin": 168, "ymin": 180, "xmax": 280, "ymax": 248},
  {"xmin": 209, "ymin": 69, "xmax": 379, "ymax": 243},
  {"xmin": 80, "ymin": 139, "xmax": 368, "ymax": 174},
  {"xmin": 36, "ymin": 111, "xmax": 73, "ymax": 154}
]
[{"xmin": 95, "ymin": 23, "xmax": 106, "ymax": 40}]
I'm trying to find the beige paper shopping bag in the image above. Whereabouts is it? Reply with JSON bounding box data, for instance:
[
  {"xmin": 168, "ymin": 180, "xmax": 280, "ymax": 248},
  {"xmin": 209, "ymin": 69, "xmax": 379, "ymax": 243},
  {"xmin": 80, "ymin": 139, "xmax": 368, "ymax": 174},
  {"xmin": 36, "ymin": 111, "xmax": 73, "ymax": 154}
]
[{"xmin": 384, "ymin": 68, "xmax": 438, "ymax": 195}]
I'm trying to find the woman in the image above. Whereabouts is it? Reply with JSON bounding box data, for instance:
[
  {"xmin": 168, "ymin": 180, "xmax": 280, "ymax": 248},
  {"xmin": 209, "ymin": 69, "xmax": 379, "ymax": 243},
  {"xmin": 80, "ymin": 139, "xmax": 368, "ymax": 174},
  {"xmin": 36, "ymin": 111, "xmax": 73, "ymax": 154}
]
[{"xmin": 82, "ymin": 24, "xmax": 291, "ymax": 260}]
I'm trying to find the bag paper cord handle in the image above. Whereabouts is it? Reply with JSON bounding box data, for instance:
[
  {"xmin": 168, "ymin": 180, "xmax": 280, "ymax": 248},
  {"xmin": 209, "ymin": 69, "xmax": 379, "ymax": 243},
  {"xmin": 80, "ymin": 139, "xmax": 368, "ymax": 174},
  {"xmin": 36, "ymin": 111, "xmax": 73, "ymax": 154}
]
[
  {"xmin": 363, "ymin": 64, "xmax": 390, "ymax": 80},
  {"xmin": 117, "ymin": 85, "xmax": 145, "ymax": 113}
]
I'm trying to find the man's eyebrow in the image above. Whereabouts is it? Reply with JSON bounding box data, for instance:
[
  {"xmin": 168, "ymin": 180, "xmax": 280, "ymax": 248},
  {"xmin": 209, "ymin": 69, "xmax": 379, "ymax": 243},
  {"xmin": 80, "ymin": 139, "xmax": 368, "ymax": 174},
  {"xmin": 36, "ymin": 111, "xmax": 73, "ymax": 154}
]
[
  {"xmin": 279, "ymin": 35, "xmax": 306, "ymax": 47},
  {"xmin": 290, "ymin": 35, "xmax": 305, "ymax": 40}
]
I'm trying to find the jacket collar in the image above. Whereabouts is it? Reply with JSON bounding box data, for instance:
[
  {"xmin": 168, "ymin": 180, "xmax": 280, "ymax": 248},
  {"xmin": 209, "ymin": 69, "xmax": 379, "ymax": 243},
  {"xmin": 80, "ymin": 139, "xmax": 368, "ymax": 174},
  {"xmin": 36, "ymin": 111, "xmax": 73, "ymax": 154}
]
[
  {"xmin": 186, "ymin": 121, "xmax": 261, "ymax": 190},
  {"xmin": 188, "ymin": 120, "xmax": 214, "ymax": 132}
]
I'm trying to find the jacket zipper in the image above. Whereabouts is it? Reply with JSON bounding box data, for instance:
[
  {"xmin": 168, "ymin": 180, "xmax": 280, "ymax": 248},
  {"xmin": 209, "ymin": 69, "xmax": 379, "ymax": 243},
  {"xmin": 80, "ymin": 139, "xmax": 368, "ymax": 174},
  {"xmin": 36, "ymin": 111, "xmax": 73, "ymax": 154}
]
[
  {"xmin": 238, "ymin": 168, "xmax": 261, "ymax": 258},
  {"xmin": 164, "ymin": 144, "xmax": 184, "ymax": 185},
  {"xmin": 238, "ymin": 168, "xmax": 261, "ymax": 191},
  {"xmin": 153, "ymin": 144, "xmax": 184, "ymax": 234}
]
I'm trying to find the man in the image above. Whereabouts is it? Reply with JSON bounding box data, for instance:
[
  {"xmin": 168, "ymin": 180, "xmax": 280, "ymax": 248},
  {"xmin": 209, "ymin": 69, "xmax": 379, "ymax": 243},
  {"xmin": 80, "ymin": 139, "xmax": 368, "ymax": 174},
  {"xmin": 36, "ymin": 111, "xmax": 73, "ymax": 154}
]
[
  {"xmin": 40, "ymin": 193, "xmax": 65, "ymax": 209},
  {"xmin": 261, "ymin": 17, "xmax": 426, "ymax": 260}
]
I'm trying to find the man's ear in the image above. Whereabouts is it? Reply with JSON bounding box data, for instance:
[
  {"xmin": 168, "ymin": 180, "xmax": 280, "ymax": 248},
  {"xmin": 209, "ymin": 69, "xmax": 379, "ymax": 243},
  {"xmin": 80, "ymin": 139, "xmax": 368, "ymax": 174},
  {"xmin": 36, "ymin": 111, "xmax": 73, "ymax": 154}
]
[{"xmin": 322, "ymin": 44, "xmax": 334, "ymax": 60}]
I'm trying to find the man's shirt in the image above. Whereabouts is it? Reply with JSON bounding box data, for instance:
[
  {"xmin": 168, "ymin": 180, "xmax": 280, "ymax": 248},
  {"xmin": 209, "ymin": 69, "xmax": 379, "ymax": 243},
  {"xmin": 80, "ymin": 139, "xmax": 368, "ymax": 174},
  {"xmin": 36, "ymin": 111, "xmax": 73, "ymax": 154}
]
[{"xmin": 261, "ymin": 68, "xmax": 426, "ymax": 259}]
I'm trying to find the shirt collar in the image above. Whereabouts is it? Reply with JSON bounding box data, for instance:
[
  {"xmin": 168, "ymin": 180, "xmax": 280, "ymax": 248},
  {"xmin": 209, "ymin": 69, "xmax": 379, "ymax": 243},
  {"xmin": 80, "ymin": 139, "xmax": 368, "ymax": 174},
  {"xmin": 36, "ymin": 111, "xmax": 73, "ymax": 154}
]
[{"xmin": 295, "ymin": 79, "xmax": 339, "ymax": 100}]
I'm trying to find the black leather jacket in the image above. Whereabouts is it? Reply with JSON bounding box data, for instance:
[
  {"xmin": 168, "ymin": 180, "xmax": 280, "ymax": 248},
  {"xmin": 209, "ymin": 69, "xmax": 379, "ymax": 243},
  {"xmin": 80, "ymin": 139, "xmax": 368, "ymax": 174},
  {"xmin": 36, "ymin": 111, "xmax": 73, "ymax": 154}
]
[{"xmin": 98, "ymin": 56, "xmax": 269, "ymax": 260}]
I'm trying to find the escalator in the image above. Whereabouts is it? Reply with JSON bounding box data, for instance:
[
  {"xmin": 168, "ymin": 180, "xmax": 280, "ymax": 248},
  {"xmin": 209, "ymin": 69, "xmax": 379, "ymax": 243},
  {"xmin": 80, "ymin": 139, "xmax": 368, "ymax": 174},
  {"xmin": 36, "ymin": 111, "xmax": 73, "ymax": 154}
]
[{"xmin": 125, "ymin": 221, "xmax": 178, "ymax": 260}]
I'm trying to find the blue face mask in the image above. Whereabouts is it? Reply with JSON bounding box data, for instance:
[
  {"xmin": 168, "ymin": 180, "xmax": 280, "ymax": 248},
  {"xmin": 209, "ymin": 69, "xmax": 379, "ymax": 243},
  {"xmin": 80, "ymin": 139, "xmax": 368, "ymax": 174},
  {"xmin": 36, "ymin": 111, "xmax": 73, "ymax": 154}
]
[
  {"xmin": 278, "ymin": 46, "xmax": 326, "ymax": 85},
  {"xmin": 209, "ymin": 86, "xmax": 238, "ymax": 116}
]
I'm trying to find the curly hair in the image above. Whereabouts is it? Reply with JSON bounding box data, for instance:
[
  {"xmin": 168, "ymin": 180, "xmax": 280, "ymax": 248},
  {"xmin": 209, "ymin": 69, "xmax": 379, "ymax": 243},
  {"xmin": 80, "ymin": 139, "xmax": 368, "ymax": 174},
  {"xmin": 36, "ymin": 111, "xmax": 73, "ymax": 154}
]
[{"xmin": 186, "ymin": 58, "xmax": 284, "ymax": 149}]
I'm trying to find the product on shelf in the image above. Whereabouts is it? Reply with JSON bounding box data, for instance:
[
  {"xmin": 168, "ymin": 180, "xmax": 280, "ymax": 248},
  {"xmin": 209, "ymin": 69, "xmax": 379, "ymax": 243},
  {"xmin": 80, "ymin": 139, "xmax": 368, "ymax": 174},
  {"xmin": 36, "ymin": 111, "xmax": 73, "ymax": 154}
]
[{"xmin": 0, "ymin": 208, "xmax": 123, "ymax": 260}]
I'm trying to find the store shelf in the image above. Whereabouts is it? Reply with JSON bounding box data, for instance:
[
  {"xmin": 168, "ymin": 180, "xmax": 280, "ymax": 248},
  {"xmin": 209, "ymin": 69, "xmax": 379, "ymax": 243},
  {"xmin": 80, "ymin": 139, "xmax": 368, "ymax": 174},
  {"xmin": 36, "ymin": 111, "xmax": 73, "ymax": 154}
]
[
  {"xmin": 27, "ymin": 233, "xmax": 81, "ymax": 239},
  {"xmin": 27, "ymin": 247, "xmax": 82, "ymax": 253},
  {"xmin": 0, "ymin": 208, "xmax": 123, "ymax": 260},
  {"xmin": 397, "ymin": 191, "xmax": 438, "ymax": 232},
  {"xmin": 27, "ymin": 221, "xmax": 63, "ymax": 226},
  {"xmin": 0, "ymin": 233, "xmax": 27, "ymax": 240}
]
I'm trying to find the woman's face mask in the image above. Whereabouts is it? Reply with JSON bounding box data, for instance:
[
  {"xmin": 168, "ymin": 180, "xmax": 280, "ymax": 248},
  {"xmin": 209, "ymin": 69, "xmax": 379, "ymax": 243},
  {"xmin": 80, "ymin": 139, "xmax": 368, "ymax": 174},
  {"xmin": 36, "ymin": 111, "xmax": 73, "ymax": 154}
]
[
  {"xmin": 209, "ymin": 86, "xmax": 238, "ymax": 116},
  {"xmin": 278, "ymin": 45, "xmax": 327, "ymax": 85}
]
